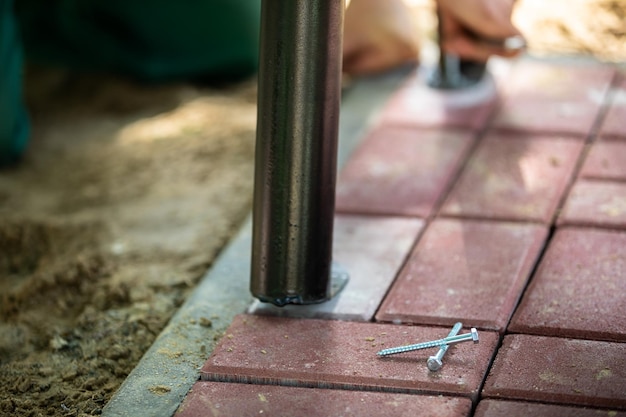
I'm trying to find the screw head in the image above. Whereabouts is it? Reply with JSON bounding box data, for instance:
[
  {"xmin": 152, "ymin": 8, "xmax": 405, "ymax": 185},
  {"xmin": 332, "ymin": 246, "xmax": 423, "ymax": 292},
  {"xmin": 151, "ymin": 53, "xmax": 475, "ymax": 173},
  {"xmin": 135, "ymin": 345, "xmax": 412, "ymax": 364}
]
[
  {"xmin": 470, "ymin": 328, "xmax": 479, "ymax": 343},
  {"xmin": 427, "ymin": 356, "xmax": 443, "ymax": 371}
]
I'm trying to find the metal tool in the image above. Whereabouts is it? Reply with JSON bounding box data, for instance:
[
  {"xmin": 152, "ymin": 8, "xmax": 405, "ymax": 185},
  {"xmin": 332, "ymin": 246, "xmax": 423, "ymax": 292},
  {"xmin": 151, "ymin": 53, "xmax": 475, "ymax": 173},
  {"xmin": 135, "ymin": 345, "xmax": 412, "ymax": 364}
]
[
  {"xmin": 251, "ymin": 0, "xmax": 345, "ymax": 306},
  {"xmin": 428, "ymin": 7, "xmax": 525, "ymax": 90}
]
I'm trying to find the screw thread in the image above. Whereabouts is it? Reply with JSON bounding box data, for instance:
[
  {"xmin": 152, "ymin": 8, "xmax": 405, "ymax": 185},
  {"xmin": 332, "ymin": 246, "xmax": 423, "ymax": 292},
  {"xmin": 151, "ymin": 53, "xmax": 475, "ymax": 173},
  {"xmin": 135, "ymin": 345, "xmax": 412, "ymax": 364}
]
[
  {"xmin": 377, "ymin": 339, "xmax": 448, "ymax": 356},
  {"xmin": 377, "ymin": 328, "xmax": 477, "ymax": 357}
]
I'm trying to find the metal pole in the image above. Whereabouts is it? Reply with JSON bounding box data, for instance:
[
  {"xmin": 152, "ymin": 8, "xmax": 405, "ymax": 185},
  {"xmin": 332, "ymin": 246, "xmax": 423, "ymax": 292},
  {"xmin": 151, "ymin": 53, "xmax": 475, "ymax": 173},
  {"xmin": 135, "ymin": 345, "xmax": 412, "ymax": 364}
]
[{"xmin": 251, "ymin": 0, "xmax": 344, "ymax": 306}]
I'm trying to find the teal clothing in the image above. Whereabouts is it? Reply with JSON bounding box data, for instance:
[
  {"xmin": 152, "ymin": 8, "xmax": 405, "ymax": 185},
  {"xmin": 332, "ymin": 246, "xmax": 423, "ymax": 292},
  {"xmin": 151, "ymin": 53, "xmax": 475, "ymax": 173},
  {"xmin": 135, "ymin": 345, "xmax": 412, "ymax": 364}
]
[
  {"xmin": 16, "ymin": 0, "xmax": 261, "ymax": 82},
  {"xmin": 1, "ymin": 0, "xmax": 261, "ymax": 166},
  {"xmin": 0, "ymin": 0, "xmax": 29, "ymax": 166}
]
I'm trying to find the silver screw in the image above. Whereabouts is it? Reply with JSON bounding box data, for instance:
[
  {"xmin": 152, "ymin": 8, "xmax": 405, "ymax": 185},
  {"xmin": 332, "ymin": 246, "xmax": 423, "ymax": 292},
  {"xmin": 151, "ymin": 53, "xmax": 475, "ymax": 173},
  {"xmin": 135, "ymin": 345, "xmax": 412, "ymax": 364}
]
[
  {"xmin": 377, "ymin": 327, "xmax": 479, "ymax": 357},
  {"xmin": 427, "ymin": 322, "xmax": 462, "ymax": 371}
]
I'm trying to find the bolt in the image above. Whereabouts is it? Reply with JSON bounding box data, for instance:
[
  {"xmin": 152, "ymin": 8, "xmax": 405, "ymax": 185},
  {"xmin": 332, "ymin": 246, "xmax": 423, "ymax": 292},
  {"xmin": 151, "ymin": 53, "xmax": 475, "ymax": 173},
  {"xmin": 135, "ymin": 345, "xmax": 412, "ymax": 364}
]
[
  {"xmin": 427, "ymin": 322, "xmax": 463, "ymax": 371},
  {"xmin": 377, "ymin": 328, "xmax": 479, "ymax": 357}
]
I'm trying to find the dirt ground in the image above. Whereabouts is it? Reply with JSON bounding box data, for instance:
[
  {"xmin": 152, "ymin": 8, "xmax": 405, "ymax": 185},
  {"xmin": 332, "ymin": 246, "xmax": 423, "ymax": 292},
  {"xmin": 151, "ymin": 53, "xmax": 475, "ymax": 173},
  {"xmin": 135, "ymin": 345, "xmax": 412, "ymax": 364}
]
[
  {"xmin": 1, "ymin": 2, "xmax": 624, "ymax": 416},
  {"xmin": 0, "ymin": 74, "xmax": 257, "ymax": 416}
]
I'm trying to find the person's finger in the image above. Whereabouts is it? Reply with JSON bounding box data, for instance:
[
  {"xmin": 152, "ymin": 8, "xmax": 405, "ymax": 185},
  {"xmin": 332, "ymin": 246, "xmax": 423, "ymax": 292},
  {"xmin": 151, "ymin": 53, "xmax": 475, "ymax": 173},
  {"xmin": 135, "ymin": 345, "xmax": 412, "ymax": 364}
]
[
  {"xmin": 439, "ymin": 8, "xmax": 524, "ymax": 62},
  {"xmin": 442, "ymin": 34, "xmax": 522, "ymax": 62},
  {"xmin": 438, "ymin": 0, "xmax": 521, "ymax": 40}
]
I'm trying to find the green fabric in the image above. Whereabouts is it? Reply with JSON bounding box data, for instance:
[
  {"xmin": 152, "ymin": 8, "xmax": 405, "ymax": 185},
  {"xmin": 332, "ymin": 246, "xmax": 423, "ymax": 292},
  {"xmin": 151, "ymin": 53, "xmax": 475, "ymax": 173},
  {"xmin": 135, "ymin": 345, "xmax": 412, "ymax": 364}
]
[
  {"xmin": 16, "ymin": 0, "xmax": 262, "ymax": 81},
  {"xmin": 1, "ymin": 0, "xmax": 260, "ymax": 165},
  {"xmin": 0, "ymin": 0, "xmax": 29, "ymax": 166}
]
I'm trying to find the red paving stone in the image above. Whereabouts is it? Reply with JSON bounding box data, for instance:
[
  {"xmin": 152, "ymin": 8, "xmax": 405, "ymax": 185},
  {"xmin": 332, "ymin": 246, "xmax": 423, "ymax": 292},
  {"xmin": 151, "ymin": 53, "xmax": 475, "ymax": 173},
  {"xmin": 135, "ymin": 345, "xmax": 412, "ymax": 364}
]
[
  {"xmin": 440, "ymin": 133, "xmax": 583, "ymax": 222},
  {"xmin": 558, "ymin": 180, "xmax": 626, "ymax": 229},
  {"xmin": 483, "ymin": 334, "xmax": 626, "ymax": 409},
  {"xmin": 376, "ymin": 66, "xmax": 498, "ymax": 130},
  {"xmin": 176, "ymin": 382, "xmax": 472, "ymax": 417},
  {"xmin": 601, "ymin": 75, "xmax": 626, "ymax": 138},
  {"xmin": 376, "ymin": 219, "xmax": 547, "ymax": 331},
  {"xmin": 475, "ymin": 399, "xmax": 626, "ymax": 417},
  {"xmin": 510, "ymin": 227, "xmax": 626, "ymax": 342},
  {"xmin": 492, "ymin": 60, "xmax": 614, "ymax": 135},
  {"xmin": 177, "ymin": 60, "xmax": 626, "ymax": 416},
  {"xmin": 335, "ymin": 126, "xmax": 474, "ymax": 217},
  {"xmin": 201, "ymin": 315, "xmax": 499, "ymax": 400},
  {"xmin": 249, "ymin": 215, "xmax": 423, "ymax": 321},
  {"xmin": 580, "ymin": 139, "xmax": 626, "ymax": 180}
]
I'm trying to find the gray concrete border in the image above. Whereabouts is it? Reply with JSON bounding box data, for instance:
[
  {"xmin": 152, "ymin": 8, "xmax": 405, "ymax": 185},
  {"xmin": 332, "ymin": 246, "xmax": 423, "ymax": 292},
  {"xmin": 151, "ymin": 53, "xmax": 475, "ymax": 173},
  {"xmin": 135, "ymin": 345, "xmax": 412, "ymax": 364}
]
[{"xmin": 102, "ymin": 67, "xmax": 412, "ymax": 417}]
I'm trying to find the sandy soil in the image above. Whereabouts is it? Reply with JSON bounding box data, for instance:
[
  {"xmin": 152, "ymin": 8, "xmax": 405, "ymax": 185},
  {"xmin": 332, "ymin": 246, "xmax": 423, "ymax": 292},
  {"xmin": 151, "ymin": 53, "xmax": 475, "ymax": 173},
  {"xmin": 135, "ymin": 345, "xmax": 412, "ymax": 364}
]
[
  {"xmin": 0, "ymin": 73, "xmax": 257, "ymax": 416},
  {"xmin": 514, "ymin": 0, "xmax": 626, "ymax": 62},
  {"xmin": 1, "ymin": 1, "xmax": 624, "ymax": 416}
]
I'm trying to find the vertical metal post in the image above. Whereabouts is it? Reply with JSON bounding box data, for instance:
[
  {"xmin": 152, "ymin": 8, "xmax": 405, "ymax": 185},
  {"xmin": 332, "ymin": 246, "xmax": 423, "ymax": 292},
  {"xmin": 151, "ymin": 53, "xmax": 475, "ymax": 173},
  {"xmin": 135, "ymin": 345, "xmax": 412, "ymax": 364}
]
[{"xmin": 251, "ymin": 0, "xmax": 344, "ymax": 306}]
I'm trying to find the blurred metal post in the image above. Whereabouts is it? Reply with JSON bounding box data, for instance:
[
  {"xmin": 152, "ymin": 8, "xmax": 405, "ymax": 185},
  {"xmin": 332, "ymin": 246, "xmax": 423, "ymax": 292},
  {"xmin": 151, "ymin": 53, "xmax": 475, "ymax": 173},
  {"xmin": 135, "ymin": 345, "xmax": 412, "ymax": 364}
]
[{"xmin": 250, "ymin": 0, "xmax": 344, "ymax": 306}]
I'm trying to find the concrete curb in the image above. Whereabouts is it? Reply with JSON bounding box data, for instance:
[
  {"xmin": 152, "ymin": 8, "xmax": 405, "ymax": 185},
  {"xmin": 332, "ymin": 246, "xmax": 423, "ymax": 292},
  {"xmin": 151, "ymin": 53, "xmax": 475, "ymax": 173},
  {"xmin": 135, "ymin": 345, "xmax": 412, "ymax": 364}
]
[{"xmin": 102, "ymin": 67, "xmax": 412, "ymax": 417}]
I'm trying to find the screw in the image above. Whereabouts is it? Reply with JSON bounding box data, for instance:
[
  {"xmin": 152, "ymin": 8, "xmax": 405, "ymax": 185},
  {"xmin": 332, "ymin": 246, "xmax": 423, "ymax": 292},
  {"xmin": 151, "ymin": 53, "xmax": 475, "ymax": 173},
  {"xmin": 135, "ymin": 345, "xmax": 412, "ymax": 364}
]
[
  {"xmin": 427, "ymin": 322, "xmax": 462, "ymax": 371},
  {"xmin": 377, "ymin": 328, "xmax": 479, "ymax": 357}
]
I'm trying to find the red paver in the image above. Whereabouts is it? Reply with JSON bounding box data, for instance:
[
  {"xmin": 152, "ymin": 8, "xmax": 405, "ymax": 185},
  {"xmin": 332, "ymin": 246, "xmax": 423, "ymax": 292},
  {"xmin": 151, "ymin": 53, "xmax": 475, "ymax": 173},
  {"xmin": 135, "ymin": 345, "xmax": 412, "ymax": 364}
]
[
  {"xmin": 601, "ymin": 75, "xmax": 626, "ymax": 138},
  {"xmin": 483, "ymin": 334, "xmax": 626, "ymax": 409},
  {"xmin": 249, "ymin": 215, "xmax": 423, "ymax": 321},
  {"xmin": 440, "ymin": 133, "xmax": 583, "ymax": 223},
  {"xmin": 376, "ymin": 66, "xmax": 498, "ymax": 130},
  {"xmin": 475, "ymin": 399, "xmax": 626, "ymax": 417},
  {"xmin": 580, "ymin": 139, "xmax": 626, "ymax": 180},
  {"xmin": 376, "ymin": 219, "xmax": 547, "ymax": 331},
  {"xmin": 176, "ymin": 382, "xmax": 472, "ymax": 417},
  {"xmin": 557, "ymin": 180, "xmax": 626, "ymax": 229},
  {"xmin": 510, "ymin": 227, "xmax": 626, "ymax": 341},
  {"xmin": 492, "ymin": 60, "xmax": 614, "ymax": 135},
  {"xmin": 201, "ymin": 315, "xmax": 499, "ymax": 400},
  {"xmin": 335, "ymin": 126, "xmax": 474, "ymax": 217}
]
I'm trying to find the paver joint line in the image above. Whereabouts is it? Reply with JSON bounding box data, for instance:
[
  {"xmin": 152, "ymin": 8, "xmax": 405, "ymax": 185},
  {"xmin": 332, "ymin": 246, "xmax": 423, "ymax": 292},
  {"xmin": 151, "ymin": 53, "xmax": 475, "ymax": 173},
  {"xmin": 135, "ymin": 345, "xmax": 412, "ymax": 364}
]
[{"xmin": 110, "ymin": 57, "xmax": 626, "ymax": 416}]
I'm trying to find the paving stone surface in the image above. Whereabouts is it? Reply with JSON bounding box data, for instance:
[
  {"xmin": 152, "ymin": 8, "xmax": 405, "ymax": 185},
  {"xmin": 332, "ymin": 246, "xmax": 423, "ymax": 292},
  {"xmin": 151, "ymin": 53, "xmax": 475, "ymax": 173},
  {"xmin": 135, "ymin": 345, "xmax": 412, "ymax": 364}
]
[
  {"xmin": 558, "ymin": 180, "xmax": 626, "ymax": 229},
  {"xmin": 475, "ymin": 399, "xmax": 626, "ymax": 417},
  {"xmin": 108, "ymin": 57, "xmax": 626, "ymax": 416},
  {"xmin": 249, "ymin": 215, "xmax": 423, "ymax": 321},
  {"xmin": 335, "ymin": 126, "xmax": 474, "ymax": 217},
  {"xmin": 601, "ymin": 76, "xmax": 626, "ymax": 138},
  {"xmin": 201, "ymin": 315, "xmax": 499, "ymax": 400},
  {"xmin": 176, "ymin": 382, "xmax": 472, "ymax": 417},
  {"xmin": 492, "ymin": 60, "xmax": 614, "ymax": 135},
  {"xmin": 440, "ymin": 133, "xmax": 583, "ymax": 222},
  {"xmin": 510, "ymin": 227, "xmax": 626, "ymax": 341},
  {"xmin": 483, "ymin": 334, "xmax": 626, "ymax": 409},
  {"xmin": 376, "ymin": 66, "xmax": 499, "ymax": 130},
  {"xmin": 580, "ymin": 139, "xmax": 626, "ymax": 180},
  {"xmin": 376, "ymin": 219, "xmax": 547, "ymax": 331}
]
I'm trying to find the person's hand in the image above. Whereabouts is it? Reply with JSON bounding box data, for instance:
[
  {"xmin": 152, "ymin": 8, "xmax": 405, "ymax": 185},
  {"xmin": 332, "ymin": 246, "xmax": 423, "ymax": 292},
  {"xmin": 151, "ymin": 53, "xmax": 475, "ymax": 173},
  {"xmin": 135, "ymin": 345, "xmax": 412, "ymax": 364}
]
[
  {"xmin": 437, "ymin": 0, "xmax": 524, "ymax": 62},
  {"xmin": 343, "ymin": 0, "xmax": 419, "ymax": 76}
]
